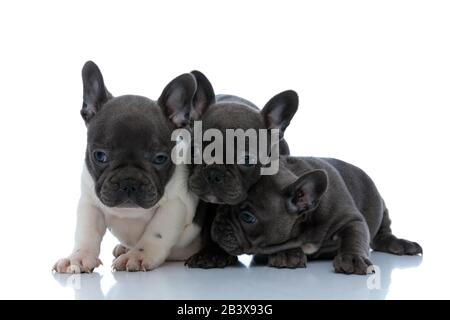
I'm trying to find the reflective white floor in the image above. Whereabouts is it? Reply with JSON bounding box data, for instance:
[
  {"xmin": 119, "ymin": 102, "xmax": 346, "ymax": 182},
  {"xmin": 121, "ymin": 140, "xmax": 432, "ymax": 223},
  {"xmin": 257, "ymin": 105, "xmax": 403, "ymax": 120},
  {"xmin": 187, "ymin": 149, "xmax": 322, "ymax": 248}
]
[{"xmin": 1, "ymin": 251, "xmax": 439, "ymax": 299}]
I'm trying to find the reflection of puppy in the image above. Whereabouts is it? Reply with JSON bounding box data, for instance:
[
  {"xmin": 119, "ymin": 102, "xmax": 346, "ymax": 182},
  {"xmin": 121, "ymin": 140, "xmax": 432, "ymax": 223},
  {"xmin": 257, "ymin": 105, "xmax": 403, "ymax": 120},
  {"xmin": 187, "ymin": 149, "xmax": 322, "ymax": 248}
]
[
  {"xmin": 52, "ymin": 272, "xmax": 104, "ymax": 299},
  {"xmin": 213, "ymin": 156, "xmax": 422, "ymax": 275},
  {"xmin": 53, "ymin": 61, "xmax": 200, "ymax": 273},
  {"xmin": 185, "ymin": 71, "xmax": 298, "ymax": 268}
]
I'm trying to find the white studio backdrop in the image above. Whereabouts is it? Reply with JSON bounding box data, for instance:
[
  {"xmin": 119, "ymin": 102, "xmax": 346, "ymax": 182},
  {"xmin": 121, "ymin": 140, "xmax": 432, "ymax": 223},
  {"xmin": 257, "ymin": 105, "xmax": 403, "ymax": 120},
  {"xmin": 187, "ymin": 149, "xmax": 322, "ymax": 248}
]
[{"xmin": 0, "ymin": 0, "xmax": 449, "ymax": 298}]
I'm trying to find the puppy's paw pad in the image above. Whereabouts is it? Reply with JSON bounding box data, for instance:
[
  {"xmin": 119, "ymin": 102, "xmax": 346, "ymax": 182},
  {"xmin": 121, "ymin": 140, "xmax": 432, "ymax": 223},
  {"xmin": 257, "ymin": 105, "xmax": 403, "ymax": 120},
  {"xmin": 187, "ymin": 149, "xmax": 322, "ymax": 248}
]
[{"xmin": 333, "ymin": 253, "xmax": 373, "ymax": 275}]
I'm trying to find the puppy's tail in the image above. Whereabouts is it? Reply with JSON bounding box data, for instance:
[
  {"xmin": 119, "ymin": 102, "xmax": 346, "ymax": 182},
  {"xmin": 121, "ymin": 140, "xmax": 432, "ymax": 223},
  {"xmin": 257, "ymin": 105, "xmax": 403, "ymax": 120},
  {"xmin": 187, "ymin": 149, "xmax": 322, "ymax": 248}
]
[{"xmin": 371, "ymin": 203, "xmax": 423, "ymax": 255}]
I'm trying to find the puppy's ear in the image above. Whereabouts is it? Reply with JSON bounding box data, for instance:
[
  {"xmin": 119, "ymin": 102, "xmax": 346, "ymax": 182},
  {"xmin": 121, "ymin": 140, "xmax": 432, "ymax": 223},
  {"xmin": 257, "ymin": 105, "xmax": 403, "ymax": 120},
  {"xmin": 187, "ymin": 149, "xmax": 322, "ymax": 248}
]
[
  {"xmin": 158, "ymin": 73, "xmax": 197, "ymax": 128},
  {"xmin": 190, "ymin": 70, "xmax": 216, "ymax": 120},
  {"xmin": 80, "ymin": 61, "xmax": 112, "ymax": 124},
  {"xmin": 261, "ymin": 90, "xmax": 298, "ymax": 137},
  {"xmin": 284, "ymin": 170, "xmax": 328, "ymax": 215}
]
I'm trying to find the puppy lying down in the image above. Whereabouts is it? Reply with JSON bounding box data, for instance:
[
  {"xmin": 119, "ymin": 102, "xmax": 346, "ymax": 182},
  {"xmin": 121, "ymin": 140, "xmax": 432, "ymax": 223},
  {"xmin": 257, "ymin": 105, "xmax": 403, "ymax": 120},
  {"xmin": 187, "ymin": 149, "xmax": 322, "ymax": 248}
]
[{"xmin": 211, "ymin": 156, "xmax": 422, "ymax": 275}]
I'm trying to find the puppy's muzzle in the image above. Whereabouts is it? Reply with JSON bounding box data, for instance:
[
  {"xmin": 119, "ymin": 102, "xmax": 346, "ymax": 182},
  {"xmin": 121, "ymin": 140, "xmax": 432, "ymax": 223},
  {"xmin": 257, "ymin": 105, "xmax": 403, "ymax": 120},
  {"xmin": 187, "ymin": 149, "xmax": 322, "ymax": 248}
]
[
  {"xmin": 99, "ymin": 170, "xmax": 159, "ymax": 209},
  {"xmin": 119, "ymin": 178, "xmax": 141, "ymax": 196},
  {"xmin": 204, "ymin": 167, "xmax": 225, "ymax": 185},
  {"xmin": 201, "ymin": 166, "xmax": 246, "ymax": 204}
]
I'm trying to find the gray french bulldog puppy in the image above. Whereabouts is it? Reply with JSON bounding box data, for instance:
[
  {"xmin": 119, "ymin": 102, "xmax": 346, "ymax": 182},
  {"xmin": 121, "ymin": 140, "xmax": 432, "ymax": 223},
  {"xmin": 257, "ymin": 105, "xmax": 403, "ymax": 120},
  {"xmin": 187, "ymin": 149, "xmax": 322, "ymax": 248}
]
[
  {"xmin": 212, "ymin": 156, "xmax": 422, "ymax": 275},
  {"xmin": 185, "ymin": 71, "xmax": 298, "ymax": 268},
  {"xmin": 54, "ymin": 61, "xmax": 201, "ymax": 273}
]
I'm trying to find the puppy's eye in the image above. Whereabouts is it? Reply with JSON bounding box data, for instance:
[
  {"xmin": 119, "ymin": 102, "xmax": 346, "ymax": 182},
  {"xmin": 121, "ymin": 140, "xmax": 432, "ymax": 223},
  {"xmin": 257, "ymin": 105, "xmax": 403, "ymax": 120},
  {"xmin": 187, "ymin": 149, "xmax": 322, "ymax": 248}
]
[
  {"xmin": 93, "ymin": 150, "xmax": 108, "ymax": 163},
  {"xmin": 240, "ymin": 211, "xmax": 257, "ymax": 224},
  {"xmin": 152, "ymin": 153, "xmax": 169, "ymax": 166}
]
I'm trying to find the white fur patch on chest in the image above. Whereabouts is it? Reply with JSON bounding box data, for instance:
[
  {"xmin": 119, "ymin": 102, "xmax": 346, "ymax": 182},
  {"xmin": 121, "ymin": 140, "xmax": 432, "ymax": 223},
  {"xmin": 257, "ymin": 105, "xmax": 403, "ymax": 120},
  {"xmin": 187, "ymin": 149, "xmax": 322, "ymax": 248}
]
[{"xmin": 80, "ymin": 163, "xmax": 199, "ymax": 249}]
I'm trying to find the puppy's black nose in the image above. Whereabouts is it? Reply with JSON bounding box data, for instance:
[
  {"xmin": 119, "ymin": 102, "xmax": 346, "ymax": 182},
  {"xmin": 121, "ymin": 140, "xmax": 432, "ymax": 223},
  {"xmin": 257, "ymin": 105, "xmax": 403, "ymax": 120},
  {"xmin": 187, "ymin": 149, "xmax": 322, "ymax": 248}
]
[
  {"xmin": 206, "ymin": 168, "xmax": 225, "ymax": 185},
  {"xmin": 119, "ymin": 178, "xmax": 140, "ymax": 195}
]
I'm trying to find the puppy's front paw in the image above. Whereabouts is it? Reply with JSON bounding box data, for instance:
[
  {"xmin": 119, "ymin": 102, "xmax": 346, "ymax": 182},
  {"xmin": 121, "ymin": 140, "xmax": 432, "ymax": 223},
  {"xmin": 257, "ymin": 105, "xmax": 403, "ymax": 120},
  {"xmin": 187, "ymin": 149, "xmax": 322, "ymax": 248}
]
[
  {"xmin": 268, "ymin": 248, "xmax": 307, "ymax": 268},
  {"xmin": 53, "ymin": 251, "xmax": 102, "ymax": 274},
  {"xmin": 333, "ymin": 253, "xmax": 373, "ymax": 275},
  {"xmin": 112, "ymin": 247, "xmax": 167, "ymax": 272},
  {"xmin": 185, "ymin": 250, "xmax": 238, "ymax": 269}
]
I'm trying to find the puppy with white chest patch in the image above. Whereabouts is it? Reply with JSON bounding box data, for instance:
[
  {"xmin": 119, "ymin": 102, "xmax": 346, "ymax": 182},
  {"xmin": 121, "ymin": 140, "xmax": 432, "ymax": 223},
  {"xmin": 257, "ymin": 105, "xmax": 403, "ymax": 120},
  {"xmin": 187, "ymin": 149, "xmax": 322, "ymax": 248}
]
[{"xmin": 53, "ymin": 61, "xmax": 200, "ymax": 273}]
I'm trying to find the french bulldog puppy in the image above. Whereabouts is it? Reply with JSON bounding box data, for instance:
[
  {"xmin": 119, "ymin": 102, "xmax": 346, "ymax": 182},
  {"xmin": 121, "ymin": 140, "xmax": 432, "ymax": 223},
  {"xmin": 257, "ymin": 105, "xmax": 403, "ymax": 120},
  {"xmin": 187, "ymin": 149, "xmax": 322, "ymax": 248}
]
[
  {"xmin": 185, "ymin": 71, "xmax": 298, "ymax": 268},
  {"xmin": 212, "ymin": 156, "xmax": 422, "ymax": 275},
  {"xmin": 53, "ymin": 61, "xmax": 201, "ymax": 273}
]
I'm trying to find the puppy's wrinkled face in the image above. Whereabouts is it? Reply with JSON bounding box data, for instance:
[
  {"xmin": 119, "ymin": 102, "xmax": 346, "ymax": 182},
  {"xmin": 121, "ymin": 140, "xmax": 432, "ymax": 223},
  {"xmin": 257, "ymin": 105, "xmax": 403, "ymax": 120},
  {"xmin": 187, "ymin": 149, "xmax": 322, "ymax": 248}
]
[
  {"xmin": 188, "ymin": 103, "xmax": 266, "ymax": 205},
  {"xmin": 86, "ymin": 97, "xmax": 175, "ymax": 209},
  {"xmin": 211, "ymin": 170, "xmax": 328, "ymax": 255},
  {"xmin": 80, "ymin": 61, "xmax": 197, "ymax": 209},
  {"xmin": 186, "ymin": 71, "xmax": 299, "ymax": 205}
]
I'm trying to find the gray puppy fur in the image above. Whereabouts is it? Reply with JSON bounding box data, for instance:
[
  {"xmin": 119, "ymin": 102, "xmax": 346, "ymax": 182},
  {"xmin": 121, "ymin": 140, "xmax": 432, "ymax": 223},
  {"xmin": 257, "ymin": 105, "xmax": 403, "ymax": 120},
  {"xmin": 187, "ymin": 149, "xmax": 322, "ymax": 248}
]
[
  {"xmin": 212, "ymin": 156, "xmax": 422, "ymax": 275},
  {"xmin": 186, "ymin": 71, "xmax": 298, "ymax": 268},
  {"xmin": 188, "ymin": 71, "xmax": 297, "ymax": 205}
]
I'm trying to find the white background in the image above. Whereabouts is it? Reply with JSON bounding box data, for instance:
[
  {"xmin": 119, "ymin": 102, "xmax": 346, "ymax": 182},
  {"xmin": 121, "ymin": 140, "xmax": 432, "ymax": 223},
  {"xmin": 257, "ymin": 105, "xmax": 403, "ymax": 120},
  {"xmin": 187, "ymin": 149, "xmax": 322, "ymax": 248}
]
[{"xmin": 0, "ymin": 0, "xmax": 449, "ymax": 299}]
